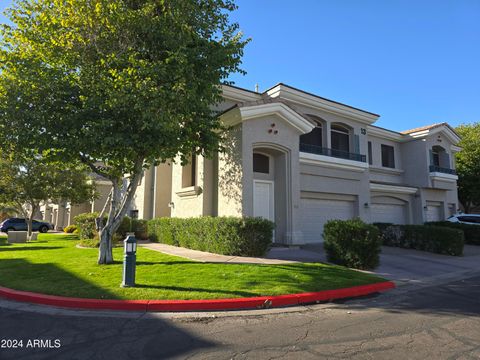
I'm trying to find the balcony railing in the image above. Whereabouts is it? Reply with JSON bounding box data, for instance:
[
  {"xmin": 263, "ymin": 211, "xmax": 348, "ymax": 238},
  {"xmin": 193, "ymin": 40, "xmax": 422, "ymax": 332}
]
[
  {"xmin": 429, "ymin": 165, "xmax": 457, "ymax": 175},
  {"xmin": 300, "ymin": 143, "xmax": 366, "ymax": 163}
]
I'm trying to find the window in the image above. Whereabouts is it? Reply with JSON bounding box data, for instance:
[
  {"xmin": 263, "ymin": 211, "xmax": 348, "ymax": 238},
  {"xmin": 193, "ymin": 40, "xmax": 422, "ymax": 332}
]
[
  {"xmin": 432, "ymin": 149, "xmax": 440, "ymax": 167},
  {"xmin": 253, "ymin": 153, "xmax": 269, "ymax": 174},
  {"xmin": 381, "ymin": 144, "xmax": 395, "ymax": 168},
  {"xmin": 181, "ymin": 153, "xmax": 196, "ymax": 188},
  {"xmin": 368, "ymin": 141, "xmax": 373, "ymax": 165},
  {"xmin": 300, "ymin": 125, "xmax": 322, "ymax": 147},
  {"xmin": 331, "ymin": 124, "xmax": 350, "ymax": 153}
]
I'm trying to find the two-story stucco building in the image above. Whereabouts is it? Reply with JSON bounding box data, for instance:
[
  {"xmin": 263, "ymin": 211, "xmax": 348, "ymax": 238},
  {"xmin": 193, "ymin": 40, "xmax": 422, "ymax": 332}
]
[
  {"xmin": 43, "ymin": 83, "xmax": 461, "ymax": 244},
  {"xmin": 127, "ymin": 83, "xmax": 461, "ymax": 244}
]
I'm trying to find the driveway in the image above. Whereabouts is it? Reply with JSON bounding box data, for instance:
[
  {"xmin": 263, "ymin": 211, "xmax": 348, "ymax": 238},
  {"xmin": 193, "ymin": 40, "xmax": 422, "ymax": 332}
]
[{"xmin": 268, "ymin": 244, "xmax": 480, "ymax": 285}]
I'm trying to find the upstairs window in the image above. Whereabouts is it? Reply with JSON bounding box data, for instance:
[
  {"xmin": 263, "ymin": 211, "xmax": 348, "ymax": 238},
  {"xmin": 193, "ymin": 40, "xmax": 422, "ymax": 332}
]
[
  {"xmin": 253, "ymin": 153, "xmax": 270, "ymax": 174},
  {"xmin": 300, "ymin": 125, "xmax": 323, "ymax": 147},
  {"xmin": 181, "ymin": 153, "xmax": 196, "ymax": 188},
  {"xmin": 331, "ymin": 124, "xmax": 350, "ymax": 153},
  {"xmin": 381, "ymin": 144, "xmax": 395, "ymax": 168}
]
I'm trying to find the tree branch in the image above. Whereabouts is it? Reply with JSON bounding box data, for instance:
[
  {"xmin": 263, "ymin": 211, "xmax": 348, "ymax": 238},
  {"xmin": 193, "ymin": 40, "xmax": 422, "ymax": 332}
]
[{"xmin": 79, "ymin": 153, "xmax": 113, "ymax": 181}]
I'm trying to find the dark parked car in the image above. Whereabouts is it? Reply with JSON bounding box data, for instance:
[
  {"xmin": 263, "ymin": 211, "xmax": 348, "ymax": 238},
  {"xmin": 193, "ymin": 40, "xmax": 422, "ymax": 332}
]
[
  {"xmin": 447, "ymin": 214, "xmax": 480, "ymax": 226},
  {"xmin": 0, "ymin": 218, "xmax": 54, "ymax": 233}
]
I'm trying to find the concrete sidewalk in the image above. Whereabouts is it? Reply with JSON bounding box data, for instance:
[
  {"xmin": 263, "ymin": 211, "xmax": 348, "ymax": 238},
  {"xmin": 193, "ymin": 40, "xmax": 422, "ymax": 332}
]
[{"xmin": 138, "ymin": 242, "xmax": 297, "ymax": 265}]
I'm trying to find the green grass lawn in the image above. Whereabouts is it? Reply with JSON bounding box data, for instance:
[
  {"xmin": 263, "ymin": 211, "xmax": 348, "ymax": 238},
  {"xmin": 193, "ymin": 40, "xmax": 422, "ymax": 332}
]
[{"xmin": 0, "ymin": 234, "xmax": 386, "ymax": 300}]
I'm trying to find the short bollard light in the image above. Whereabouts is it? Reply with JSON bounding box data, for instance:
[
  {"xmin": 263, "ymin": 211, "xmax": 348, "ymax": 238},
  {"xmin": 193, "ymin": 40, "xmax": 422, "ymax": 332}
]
[{"xmin": 121, "ymin": 234, "xmax": 137, "ymax": 288}]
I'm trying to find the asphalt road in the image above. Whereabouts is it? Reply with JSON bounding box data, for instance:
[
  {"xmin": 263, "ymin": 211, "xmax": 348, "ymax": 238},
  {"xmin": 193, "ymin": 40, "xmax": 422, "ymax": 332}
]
[{"xmin": 0, "ymin": 274, "xmax": 479, "ymax": 360}]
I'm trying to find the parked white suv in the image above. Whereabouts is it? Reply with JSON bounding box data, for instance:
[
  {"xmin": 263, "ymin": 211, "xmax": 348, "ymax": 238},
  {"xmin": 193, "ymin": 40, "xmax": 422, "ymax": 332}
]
[{"xmin": 447, "ymin": 214, "xmax": 480, "ymax": 225}]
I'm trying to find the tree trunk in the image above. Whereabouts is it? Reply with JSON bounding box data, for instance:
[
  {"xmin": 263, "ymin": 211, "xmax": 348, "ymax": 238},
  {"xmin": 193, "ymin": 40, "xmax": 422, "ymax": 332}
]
[
  {"xmin": 97, "ymin": 162, "xmax": 143, "ymax": 264},
  {"xmin": 27, "ymin": 204, "xmax": 37, "ymax": 241},
  {"xmin": 98, "ymin": 227, "xmax": 114, "ymax": 264}
]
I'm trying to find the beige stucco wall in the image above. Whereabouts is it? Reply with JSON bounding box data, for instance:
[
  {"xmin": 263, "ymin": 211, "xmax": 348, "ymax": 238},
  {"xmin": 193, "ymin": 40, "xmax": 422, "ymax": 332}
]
[
  {"xmin": 170, "ymin": 154, "xmax": 215, "ymax": 218},
  {"xmin": 241, "ymin": 114, "xmax": 303, "ymax": 244},
  {"xmin": 217, "ymin": 124, "xmax": 243, "ymax": 217},
  {"xmin": 91, "ymin": 183, "xmax": 112, "ymax": 213}
]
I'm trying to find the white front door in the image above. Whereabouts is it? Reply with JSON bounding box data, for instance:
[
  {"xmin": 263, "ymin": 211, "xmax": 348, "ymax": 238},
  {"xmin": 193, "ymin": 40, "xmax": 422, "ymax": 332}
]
[{"xmin": 253, "ymin": 180, "xmax": 274, "ymax": 223}]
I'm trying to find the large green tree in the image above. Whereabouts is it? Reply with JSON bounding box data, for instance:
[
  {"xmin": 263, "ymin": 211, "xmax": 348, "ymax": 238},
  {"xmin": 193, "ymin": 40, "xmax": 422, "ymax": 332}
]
[
  {"xmin": 455, "ymin": 122, "xmax": 480, "ymax": 213},
  {"xmin": 0, "ymin": 0, "xmax": 247, "ymax": 263},
  {"xmin": 0, "ymin": 152, "xmax": 95, "ymax": 238}
]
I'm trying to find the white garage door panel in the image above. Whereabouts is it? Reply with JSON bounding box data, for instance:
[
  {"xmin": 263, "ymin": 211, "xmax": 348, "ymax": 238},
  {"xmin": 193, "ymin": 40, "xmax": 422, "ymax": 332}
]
[
  {"xmin": 300, "ymin": 198, "xmax": 355, "ymax": 243},
  {"xmin": 371, "ymin": 203, "xmax": 406, "ymax": 225},
  {"xmin": 426, "ymin": 205, "xmax": 442, "ymax": 222}
]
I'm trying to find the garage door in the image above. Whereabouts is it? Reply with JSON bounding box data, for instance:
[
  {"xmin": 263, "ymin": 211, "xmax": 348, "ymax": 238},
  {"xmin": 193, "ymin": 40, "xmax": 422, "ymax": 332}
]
[
  {"xmin": 371, "ymin": 203, "xmax": 407, "ymax": 224},
  {"xmin": 300, "ymin": 198, "xmax": 355, "ymax": 243},
  {"xmin": 426, "ymin": 202, "xmax": 443, "ymax": 222}
]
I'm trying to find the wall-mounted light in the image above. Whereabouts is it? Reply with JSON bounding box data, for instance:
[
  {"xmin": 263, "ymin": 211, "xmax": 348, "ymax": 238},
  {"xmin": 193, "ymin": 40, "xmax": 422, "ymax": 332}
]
[
  {"xmin": 423, "ymin": 205, "xmax": 428, "ymax": 210},
  {"xmin": 168, "ymin": 202, "xmax": 175, "ymax": 209},
  {"xmin": 364, "ymin": 202, "xmax": 369, "ymax": 208}
]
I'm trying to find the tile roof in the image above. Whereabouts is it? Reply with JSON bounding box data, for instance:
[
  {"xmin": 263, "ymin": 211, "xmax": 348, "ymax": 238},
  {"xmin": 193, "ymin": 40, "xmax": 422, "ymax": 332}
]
[{"xmin": 401, "ymin": 122, "xmax": 447, "ymax": 134}]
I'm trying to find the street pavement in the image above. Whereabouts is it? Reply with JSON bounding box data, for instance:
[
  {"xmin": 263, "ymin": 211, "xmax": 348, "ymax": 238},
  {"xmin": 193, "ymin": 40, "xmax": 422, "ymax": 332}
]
[{"xmin": 0, "ymin": 273, "xmax": 479, "ymax": 359}]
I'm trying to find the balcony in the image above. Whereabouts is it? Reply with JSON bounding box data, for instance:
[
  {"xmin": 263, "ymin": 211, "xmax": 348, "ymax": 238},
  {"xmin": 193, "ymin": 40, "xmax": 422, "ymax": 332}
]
[
  {"xmin": 429, "ymin": 165, "xmax": 457, "ymax": 175},
  {"xmin": 300, "ymin": 143, "xmax": 366, "ymax": 163}
]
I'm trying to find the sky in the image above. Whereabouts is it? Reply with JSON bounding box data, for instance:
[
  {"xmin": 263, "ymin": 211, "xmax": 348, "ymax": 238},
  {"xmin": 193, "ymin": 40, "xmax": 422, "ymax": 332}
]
[{"xmin": 1, "ymin": 1, "xmax": 479, "ymax": 132}]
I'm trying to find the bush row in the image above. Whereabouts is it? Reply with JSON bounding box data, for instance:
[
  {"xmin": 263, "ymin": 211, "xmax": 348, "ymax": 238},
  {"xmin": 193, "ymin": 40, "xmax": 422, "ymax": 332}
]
[
  {"xmin": 73, "ymin": 212, "xmax": 148, "ymax": 240},
  {"xmin": 425, "ymin": 221, "xmax": 480, "ymax": 246},
  {"xmin": 375, "ymin": 223, "xmax": 464, "ymax": 256},
  {"xmin": 323, "ymin": 219, "xmax": 382, "ymax": 270},
  {"xmin": 147, "ymin": 217, "xmax": 274, "ymax": 257}
]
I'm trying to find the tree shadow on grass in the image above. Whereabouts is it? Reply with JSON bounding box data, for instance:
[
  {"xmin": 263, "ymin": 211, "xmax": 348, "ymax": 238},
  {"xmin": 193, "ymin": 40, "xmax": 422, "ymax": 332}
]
[
  {"xmin": 0, "ymin": 258, "xmax": 119, "ymax": 299},
  {"xmin": 0, "ymin": 246, "xmax": 63, "ymax": 252},
  {"xmin": 135, "ymin": 284, "xmax": 258, "ymax": 298},
  {"xmin": 0, "ymin": 260, "xmax": 216, "ymax": 359}
]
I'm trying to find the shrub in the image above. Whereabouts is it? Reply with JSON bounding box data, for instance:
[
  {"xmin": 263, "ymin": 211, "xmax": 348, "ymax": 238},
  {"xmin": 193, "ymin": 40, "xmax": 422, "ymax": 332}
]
[
  {"xmin": 323, "ymin": 219, "xmax": 382, "ymax": 270},
  {"xmin": 73, "ymin": 212, "xmax": 99, "ymax": 240},
  {"xmin": 73, "ymin": 212, "xmax": 149, "ymax": 240},
  {"xmin": 377, "ymin": 224, "xmax": 464, "ymax": 256},
  {"xmin": 63, "ymin": 224, "xmax": 78, "ymax": 233},
  {"xmin": 147, "ymin": 217, "xmax": 274, "ymax": 257},
  {"xmin": 426, "ymin": 221, "xmax": 480, "ymax": 246},
  {"xmin": 117, "ymin": 217, "xmax": 149, "ymax": 240}
]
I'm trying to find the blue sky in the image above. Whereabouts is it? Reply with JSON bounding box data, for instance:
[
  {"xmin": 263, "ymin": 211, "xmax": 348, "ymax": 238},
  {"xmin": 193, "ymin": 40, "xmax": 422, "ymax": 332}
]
[{"xmin": 1, "ymin": 1, "xmax": 479, "ymax": 131}]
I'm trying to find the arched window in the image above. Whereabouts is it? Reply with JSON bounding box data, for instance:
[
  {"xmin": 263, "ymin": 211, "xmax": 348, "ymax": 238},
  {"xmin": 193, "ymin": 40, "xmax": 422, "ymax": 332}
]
[
  {"xmin": 300, "ymin": 115, "xmax": 324, "ymax": 148},
  {"xmin": 431, "ymin": 145, "xmax": 450, "ymax": 169},
  {"xmin": 331, "ymin": 124, "xmax": 350, "ymax": 153},
  {"xmin": 253, "ymin": 153, "xmax": 270, "ymax": 174}
]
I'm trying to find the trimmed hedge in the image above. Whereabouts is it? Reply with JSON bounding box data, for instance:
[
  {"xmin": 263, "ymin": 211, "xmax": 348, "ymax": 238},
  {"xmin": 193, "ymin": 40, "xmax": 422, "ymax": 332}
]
[
  {"xmin": 73, "ymin": 212, "xmax": 149, "ymax": 240},
  {"xmin": 147, "ymin": 217, "xmax": 274, "ymax": 257},
  {"xmin": 426, "ymin": 221, "xmax": 480, "ymax": 246},
  {"xmin": 377, "ymin": 224, "xmax": 464, "ymax": 256},
  {"xmin": 323, "ymin": 219, "xmax": 382, "ymax": 270}
]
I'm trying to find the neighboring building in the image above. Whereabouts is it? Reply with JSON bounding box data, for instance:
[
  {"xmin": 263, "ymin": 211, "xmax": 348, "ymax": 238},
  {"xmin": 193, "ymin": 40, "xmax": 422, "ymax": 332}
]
[
  {"xmin": 39, "ymin": 176, "xmax": 112, "ymax": 230},
  {"xmin": 47, "ymin": 83, "xmax": 462, "ymax": 243}
]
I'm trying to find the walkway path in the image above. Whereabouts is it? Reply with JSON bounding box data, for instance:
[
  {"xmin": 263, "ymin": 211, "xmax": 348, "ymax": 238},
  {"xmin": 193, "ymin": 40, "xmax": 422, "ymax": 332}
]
[{"xmin": 138, "ymin": 242, "xmax": 298, "ymax": 265}]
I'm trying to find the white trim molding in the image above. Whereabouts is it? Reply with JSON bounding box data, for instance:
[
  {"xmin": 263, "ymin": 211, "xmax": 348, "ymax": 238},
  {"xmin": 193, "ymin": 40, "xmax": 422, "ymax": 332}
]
[
  {"xmin": 176, "ymin": 186, "xmax": 203, "ymax": 198},
  {"xmin": 369, "ymin": 166, "xmax": 405, "ymax": 175},
  {"xmin": 221, "ymin": 102, "xmax": 315, "ymax": 134},
  {"xmin": 266, "ymin": 84, "xmax": 379, "ymax": 125},
  {"xmin": 300, "ymin": 152, "xmax": 369, "ymax": 172},
  {"xmin": 221, "ymin": 85, "xmax": 262, "ymax": 103},
  {"xmin": 429, "ymin": 172, "xmax": 458, "ymax": 181},
  {"xmin": 370, "ymin": 183, "xmax": 418, "ymax": 195},
  {"xmin": 367, "ymin": 126, "xmax": 404, "ymax": 142}
]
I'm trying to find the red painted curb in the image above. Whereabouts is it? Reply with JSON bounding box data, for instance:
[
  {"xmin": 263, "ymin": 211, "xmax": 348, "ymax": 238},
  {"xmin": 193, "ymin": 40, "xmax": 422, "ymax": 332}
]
[{"xmin": 0, "ymin": 281, "xmax": 395, "ymax": 312}]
